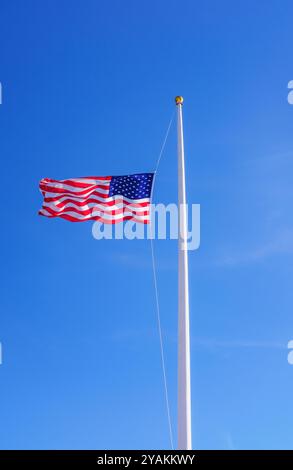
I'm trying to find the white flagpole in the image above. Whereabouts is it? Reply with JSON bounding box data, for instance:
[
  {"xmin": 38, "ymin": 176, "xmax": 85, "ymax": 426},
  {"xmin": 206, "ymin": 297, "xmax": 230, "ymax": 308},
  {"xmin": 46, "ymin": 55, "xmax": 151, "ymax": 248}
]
[{"xmin": 176, "ymin": 96, "xmax": 192, "ymax": 450}]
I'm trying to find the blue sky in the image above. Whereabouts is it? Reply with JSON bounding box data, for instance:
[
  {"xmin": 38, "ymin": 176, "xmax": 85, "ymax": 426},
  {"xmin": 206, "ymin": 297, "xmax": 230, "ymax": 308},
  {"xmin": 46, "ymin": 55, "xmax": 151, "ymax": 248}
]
[{"xmin": 1, "ymin": 0, "xmax": 293, "ymax": 450}]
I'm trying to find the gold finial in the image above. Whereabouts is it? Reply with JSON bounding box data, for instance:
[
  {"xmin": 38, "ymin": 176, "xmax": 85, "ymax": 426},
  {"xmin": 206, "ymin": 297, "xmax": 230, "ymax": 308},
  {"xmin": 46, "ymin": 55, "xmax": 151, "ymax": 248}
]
[{"xmin": 175, "ymin": 96, "xmax": 184, "ymax": 105}]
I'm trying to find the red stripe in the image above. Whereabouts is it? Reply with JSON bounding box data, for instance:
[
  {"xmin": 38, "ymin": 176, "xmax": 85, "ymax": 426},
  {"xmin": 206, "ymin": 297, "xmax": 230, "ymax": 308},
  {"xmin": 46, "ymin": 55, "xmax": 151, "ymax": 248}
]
[
  {"xmin": 45, "ymin": 197, "xmax": 150, "ymax": 208},
  {"xmin": 40, "ymin": 188, "xmax": 109, "ymax": 200},
  {"xmin": 41, "ymin": 180, "xmax": 110, "ymax": 191},
  {"xmin": 41, "ymin": 176, "xmax": 111, "ymax": 184},
  {"xmin": 42, "ymin": 204, "xmax": 149, "ymax": 218},
  {"xmin": 40, "ymin": 179, "xmax": 107, "ymax": 190}
]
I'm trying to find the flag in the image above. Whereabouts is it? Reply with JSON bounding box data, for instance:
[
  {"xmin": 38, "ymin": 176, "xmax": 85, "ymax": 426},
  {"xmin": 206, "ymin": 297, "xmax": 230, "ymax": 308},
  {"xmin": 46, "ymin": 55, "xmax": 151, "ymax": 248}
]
[{"xmin": 39, "ymin": 173, "xmax": 154, "ymax": 224}]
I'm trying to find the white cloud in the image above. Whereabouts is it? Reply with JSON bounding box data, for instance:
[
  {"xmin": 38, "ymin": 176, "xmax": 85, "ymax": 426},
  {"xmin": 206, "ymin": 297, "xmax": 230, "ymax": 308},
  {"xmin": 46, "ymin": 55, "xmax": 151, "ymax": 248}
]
[
  {"xmin": 193, "ymin": 337, "xmax": 285, "ymax": 350},
  {"xmin": 216, "ymin": 227, "xmax": 293, "ymax": 267}
]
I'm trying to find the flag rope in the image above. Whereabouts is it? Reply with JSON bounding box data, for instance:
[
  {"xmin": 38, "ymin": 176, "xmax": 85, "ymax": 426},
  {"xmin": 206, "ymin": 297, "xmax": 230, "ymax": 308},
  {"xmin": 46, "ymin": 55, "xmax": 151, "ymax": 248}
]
[{"xmin": 150, "ymin": 112, "xmax": 174, "ymax": 449}]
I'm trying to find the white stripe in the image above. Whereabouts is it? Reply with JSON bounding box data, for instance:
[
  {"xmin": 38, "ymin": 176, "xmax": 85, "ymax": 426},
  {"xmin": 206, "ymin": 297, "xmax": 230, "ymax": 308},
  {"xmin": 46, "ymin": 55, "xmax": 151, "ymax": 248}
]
[
  {"xmin": 41, "ymin": 208, "xmax": 149, "ymax": 221},
  {"xmin": 91, "ymin": 209, "xmax": 149, "ymax": 220},
  {"xmin": 41, "ymin": 183, "xmax": 110, "ymax": 194},
  {"xmin": 43, "ymin": 190, "xmax": 108, "ymax": 201}
]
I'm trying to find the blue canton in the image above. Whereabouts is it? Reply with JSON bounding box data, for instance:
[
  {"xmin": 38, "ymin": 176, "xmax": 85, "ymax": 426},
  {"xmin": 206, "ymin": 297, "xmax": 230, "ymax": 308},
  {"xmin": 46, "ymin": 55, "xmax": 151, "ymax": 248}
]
[{"xmin": 109, "ymin": 173, "xmax": 154, "ymax": 199}]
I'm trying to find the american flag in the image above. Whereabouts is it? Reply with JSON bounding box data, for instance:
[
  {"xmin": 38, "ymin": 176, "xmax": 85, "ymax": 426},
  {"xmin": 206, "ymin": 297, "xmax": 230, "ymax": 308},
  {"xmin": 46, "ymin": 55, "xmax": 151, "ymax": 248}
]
[{"xmin": 39, "ymin": 173, "xmax": 154, "ymax": 224}]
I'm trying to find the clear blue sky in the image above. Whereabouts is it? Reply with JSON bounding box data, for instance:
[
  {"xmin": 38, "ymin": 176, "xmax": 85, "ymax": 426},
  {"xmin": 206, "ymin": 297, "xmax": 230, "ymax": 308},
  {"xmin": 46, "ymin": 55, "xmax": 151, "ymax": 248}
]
[{"xmin": 1, "ymin": 0, "xmax": 293, "ymax": 450}]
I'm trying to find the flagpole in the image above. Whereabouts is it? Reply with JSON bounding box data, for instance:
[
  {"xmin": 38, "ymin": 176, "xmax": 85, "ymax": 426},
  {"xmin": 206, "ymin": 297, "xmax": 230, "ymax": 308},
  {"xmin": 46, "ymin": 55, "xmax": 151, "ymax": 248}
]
[{"xmin": 176, "ymin": 96, "xmax": 192, "ymax": 450}]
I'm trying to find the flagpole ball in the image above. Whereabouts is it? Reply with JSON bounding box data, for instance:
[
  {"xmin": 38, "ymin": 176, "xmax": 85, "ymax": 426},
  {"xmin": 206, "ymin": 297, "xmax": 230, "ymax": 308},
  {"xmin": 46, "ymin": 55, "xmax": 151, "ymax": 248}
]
[{"xmin": 175, "ymin": 96, "xmax": 184, "ymax": 105}]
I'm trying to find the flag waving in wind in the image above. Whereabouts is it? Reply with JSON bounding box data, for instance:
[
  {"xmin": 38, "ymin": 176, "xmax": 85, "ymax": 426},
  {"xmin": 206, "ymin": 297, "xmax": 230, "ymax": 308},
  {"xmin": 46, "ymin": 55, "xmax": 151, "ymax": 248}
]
[{"xmin": 39, "ymin": 173, "xmax": 154, "ymax": 224}]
